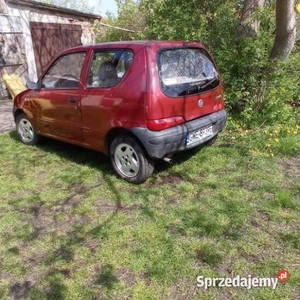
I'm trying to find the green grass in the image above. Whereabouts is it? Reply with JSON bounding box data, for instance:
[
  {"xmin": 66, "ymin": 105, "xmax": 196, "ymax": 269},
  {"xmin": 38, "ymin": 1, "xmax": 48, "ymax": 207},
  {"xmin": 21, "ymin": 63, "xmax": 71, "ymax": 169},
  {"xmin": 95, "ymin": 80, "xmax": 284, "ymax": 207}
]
[{"xmin": 0, "ymin": 126, "xmax": 299, "ymax": 300}]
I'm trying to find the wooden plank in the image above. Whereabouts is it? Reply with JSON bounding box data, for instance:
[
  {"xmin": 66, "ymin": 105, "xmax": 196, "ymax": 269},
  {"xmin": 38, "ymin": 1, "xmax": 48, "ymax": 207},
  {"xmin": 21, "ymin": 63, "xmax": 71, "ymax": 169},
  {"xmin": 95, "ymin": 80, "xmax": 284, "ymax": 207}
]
[{"xmin": 2, "ymin": 74, "xmax": 26, "ymax": 99}]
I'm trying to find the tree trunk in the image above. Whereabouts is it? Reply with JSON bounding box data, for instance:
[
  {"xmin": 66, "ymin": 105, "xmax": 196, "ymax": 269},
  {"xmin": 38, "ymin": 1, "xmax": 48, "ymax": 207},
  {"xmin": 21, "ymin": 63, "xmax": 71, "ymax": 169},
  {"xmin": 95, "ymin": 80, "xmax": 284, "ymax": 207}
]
[
  {"xmin": 269, "ymin": 0, "xmax": 297, "ymax": 61},
  {"xmin": 237, "ymin": 0, "xmax": 265, "ymax": 38}
]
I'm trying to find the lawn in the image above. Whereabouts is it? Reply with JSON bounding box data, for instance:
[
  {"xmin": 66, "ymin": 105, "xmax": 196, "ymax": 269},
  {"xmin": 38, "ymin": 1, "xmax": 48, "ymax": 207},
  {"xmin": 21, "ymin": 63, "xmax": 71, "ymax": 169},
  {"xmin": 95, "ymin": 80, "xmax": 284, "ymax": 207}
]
[{"xmin": 0, "ymin": 124, "xmax": 299, "ymax": 300}]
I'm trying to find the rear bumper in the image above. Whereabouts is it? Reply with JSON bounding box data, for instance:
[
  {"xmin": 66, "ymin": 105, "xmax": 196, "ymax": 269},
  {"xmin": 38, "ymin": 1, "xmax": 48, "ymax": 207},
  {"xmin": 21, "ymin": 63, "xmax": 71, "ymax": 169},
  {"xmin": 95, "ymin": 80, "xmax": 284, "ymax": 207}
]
[{"xmin": 131, "ymin": 109, "xmax": 227, "ymax": 159}]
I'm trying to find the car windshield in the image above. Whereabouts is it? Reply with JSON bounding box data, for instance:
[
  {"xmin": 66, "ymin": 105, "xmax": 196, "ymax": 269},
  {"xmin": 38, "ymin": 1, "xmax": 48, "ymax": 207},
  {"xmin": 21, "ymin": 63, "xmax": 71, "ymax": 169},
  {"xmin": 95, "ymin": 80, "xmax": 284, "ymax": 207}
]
[{"xmin": 158, "ymin": 48, "xmax": 220, "ymax": 97}]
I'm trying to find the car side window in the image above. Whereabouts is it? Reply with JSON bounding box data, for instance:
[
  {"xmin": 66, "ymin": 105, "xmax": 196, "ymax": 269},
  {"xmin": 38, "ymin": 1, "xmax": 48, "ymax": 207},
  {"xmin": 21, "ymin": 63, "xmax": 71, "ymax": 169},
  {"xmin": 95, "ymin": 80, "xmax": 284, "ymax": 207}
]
[
  {"xmin": 87, "ymin": 50, "xmax": 133, "ymax": 88},
  {"xmin": 41, "ymin": 52, "xmax": 85, "ymax": 89}
]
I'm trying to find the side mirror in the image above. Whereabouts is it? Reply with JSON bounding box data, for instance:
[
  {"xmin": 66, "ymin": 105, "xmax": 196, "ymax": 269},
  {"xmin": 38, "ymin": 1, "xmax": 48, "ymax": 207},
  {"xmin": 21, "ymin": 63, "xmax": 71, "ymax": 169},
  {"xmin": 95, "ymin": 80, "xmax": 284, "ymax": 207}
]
[{"xmin": 26, "ymin": 81, "xmax": 39, "ymax": 90}]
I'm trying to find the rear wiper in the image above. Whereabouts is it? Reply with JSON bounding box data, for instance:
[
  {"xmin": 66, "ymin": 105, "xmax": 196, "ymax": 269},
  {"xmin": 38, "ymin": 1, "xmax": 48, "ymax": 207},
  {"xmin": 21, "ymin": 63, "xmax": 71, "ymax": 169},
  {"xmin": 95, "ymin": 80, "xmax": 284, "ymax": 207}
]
[
  {"xmin": 199, "ymin": 77, "xmax": 218, "ymax": 90},
  {"xmin": 178, "ymin": 84, "xmax": 201, "ymax": 96},
  {"xmin": 178, "ymin": 77, "xmax": 218, "ymax": 96}
]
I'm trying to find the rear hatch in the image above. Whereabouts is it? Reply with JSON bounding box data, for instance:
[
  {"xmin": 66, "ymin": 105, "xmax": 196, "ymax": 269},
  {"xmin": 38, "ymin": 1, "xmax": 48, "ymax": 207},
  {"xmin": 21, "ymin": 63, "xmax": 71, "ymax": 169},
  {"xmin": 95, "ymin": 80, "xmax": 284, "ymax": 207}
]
[{"xmin": 146, "ymin": 44, "xmax": 225, "ymax": 131}]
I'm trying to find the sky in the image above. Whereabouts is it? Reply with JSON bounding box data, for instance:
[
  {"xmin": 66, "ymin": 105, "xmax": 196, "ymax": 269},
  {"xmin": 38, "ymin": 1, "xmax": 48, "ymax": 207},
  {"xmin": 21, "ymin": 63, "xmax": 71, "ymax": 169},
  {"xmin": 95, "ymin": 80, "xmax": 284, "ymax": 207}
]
[
  {"xmin": 92, "ymin": 0, "xmax": 118, "ymax": 17},
  {"xmin": 35, "ymin": 0, "xmax": 118, "ymax": 17}
]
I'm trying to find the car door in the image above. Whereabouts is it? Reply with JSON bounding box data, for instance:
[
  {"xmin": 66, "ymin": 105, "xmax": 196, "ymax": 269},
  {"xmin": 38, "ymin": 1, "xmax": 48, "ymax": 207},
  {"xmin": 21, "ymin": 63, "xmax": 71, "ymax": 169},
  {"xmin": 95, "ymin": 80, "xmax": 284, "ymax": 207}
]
[
  {"xmin": 80, "ymin": 49, "xmax": 135, "ymax": 152},
  {"xmin": 31, "ymin": 51, "xmax": 86, "ymax": 141}
]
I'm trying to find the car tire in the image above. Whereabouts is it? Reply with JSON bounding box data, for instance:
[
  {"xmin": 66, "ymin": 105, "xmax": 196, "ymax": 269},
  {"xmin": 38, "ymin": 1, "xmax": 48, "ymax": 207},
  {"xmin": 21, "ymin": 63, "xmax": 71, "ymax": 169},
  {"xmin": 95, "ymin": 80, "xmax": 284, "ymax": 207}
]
[
  {"xmin": 110, "ymin": 135, "xmax": 154, "ymax": 184},
  {"xmin": 16, "ymin": 114, "xmax": 40, "ymax": 146}
]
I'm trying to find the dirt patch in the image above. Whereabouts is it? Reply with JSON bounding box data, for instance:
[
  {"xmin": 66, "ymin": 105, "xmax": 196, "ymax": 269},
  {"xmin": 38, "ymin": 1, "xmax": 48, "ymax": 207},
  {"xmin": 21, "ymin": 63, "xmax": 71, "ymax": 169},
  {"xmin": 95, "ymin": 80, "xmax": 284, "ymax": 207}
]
[
  {"xmin": 277, "ymin": 156, "xmax": 300, "ymax": 181},
  {"xmin": 146, "ymin": 173, "xmax": 185, "ymax": 188},
  {"xmin": 9, "ymin": 281, "xmax": 33, "ymax": 300},
  {"xmin": 116, "ymin": 268, "xmax": 136, "ymax": 287},
  {"xmin": 0, "ymin": 100, "xmax": 15, "ymax": 134}
]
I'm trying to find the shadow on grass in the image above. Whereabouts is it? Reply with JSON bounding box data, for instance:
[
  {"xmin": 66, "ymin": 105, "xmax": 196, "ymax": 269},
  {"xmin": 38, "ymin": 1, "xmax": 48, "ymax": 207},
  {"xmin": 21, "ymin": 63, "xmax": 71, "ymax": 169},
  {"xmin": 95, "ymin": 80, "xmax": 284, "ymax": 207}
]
[
  {"xmin": 5, "ymin": 133, "xmax": 160, "ymax": 297},
  {"xmin": 6, "ymin": 130, "xmax": 226, "ymax": 298},
  {"xmin": 24, "ymin": 209, "xmax": 123, "ymax": 299},
  {"xmin": 45, "ymin": 273, "xmax": 67, "ymax": 300},
  {"xmin": 9, "ymin": 130, "xmax": 112, "ymax": 173},
  {"xmin": 8, "ymin": 130, "xmax": 211, "ymax": 181},
  {"xmin": 10, "ymin": 281, "xmax": 33, "ymax": 300},
  {"xmin": 25, "ymin": 271, "xmax": 68, "ymax": 300},
  {"xmin": 95, "ymin": 264, "xmax": 119, "ymax": 289}
]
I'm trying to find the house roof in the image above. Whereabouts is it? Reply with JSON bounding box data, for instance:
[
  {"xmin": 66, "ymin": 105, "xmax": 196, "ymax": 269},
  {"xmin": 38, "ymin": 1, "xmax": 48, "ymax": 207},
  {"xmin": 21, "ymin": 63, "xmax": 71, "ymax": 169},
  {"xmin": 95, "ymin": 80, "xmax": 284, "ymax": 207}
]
[{"xmin": 7, "ymin": 0, "xmax": 102, "ymax": 20}]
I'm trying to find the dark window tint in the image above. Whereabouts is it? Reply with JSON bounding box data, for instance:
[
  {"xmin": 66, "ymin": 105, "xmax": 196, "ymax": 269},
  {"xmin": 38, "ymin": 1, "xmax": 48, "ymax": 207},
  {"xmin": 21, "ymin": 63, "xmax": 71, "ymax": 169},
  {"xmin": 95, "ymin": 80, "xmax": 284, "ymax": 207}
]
[{"xmin": 158, "ymin": 48, "xmax": 219, "ymax": 97}]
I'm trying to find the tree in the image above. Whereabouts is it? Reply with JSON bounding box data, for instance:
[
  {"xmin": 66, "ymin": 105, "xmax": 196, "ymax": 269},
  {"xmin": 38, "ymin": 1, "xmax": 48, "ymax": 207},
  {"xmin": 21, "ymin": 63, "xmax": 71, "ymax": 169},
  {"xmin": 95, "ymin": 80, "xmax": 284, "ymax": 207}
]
[
  {"xmin": 269, "ymin": 0, "xmax": 297, "ymax": 60},
  {"xmin": 95, "ymin": 0, "xmax": 299, "ymax": 125},
  {"xmin": 95, "ymin": 0, "xmax": 147, "ymax": 42},
  {"xmin": 237, "ymin": 0, "xmax": 265, "ymax": 38}
]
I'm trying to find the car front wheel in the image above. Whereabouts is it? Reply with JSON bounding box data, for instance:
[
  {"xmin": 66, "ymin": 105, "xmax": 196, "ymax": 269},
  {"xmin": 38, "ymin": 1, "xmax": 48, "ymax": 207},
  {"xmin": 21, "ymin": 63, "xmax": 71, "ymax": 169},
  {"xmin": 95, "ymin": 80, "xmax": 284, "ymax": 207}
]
[
  {"xmin": 16, "ymin": 114, "xmax": 39, "ymax": 146},
  {"xmin": 110, "ymin": 135, "xmax": 154, "ymax": 184}
]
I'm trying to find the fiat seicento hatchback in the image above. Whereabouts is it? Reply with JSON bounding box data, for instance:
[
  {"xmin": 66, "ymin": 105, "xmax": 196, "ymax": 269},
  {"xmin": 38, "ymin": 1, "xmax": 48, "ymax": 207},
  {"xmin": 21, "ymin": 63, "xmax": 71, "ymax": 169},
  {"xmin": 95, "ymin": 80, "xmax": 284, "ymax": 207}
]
[{"xmin": 13, "ymin": 41, "xmax": 227, "ymax": 183}]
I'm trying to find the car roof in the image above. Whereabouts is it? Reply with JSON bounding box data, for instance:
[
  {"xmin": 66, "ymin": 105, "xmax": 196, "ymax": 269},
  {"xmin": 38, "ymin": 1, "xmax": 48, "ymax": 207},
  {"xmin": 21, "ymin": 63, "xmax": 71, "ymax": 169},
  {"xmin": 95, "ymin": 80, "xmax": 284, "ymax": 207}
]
[{"xmin": 63, "ymin": 40, "xmax": 207, "ymax": 53}]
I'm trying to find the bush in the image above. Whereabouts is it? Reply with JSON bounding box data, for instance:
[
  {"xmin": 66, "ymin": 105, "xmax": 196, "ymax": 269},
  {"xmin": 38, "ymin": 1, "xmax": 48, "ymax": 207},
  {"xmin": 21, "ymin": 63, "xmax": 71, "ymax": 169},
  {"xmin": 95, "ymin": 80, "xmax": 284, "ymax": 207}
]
[{"xmin": 97, "ymin": 0, "xmax": 300, "ymax": 128}]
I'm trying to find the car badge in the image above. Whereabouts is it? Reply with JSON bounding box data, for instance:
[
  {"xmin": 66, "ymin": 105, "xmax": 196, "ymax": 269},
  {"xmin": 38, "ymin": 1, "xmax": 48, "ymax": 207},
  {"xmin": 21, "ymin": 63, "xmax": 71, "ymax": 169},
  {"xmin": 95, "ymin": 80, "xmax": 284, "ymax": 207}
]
[{"xmin": 198, "ymin": 99, "xmax": 204, "ymax": 108}]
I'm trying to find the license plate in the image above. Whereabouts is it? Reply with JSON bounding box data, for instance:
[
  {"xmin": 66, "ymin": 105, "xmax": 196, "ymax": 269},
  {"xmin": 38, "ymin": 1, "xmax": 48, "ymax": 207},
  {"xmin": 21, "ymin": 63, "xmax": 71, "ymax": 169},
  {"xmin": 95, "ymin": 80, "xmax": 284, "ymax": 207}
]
[{"xmin": 186, "ymin": 125, "xmax": 213, "ymax": 146}]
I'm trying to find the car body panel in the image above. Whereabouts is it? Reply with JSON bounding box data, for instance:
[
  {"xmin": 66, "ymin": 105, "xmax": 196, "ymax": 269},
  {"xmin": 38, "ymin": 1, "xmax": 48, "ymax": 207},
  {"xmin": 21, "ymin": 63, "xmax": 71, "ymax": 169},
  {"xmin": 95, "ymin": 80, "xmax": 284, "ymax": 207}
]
[
  {"xmin": 79, "ymin": 45, "xmax": 147, "ymax": 153},
  {"xmin": 13, "ymin": 40, "xmax": 227, "ymax": 160},
  {"xmin": 20, "ymin": 89, "xmax": 82, "ymax": 141}
]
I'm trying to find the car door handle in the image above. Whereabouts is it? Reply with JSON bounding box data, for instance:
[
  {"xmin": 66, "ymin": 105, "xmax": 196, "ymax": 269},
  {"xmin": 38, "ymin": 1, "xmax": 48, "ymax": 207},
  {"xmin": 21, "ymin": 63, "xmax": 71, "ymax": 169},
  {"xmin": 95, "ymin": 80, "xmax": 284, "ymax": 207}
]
[{"xmin": 68, "ymin": 97, "xmax": 77, "ymax": 103}]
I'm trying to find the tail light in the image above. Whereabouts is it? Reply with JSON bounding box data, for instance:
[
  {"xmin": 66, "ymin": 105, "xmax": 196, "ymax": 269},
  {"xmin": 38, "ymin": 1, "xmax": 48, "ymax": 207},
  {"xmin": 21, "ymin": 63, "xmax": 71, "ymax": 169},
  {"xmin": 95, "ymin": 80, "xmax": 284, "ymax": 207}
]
[{"xmin": 146, "ymin": 116, "xmax": 185, "ymax": 131}]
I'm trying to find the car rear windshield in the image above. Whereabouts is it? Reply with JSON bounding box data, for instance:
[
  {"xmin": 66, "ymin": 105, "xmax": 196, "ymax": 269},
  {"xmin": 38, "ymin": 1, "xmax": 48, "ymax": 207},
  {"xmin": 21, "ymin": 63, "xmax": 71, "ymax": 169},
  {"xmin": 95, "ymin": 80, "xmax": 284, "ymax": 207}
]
[{"xmin": 158, "ymin": 48, "xmax": 220, "ymax": 97}]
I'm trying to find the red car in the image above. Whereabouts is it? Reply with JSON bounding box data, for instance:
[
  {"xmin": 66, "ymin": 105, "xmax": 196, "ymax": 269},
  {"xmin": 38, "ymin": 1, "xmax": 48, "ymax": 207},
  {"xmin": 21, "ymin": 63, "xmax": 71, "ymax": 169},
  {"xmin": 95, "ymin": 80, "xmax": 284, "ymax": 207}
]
[{"xmin": 13, "ymin": 41, "xmax": 227, "ymax": 183}]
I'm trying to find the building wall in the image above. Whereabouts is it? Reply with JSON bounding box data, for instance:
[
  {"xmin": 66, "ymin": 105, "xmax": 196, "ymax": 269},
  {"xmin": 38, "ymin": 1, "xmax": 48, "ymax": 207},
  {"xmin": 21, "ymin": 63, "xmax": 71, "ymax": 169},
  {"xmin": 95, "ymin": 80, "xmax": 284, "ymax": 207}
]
[
  {"xmin": 0, "ymin": 14, "xmax": 27, "ymax": 98},
  {"xmin": 6, "ymin": 3, "xmax": 95, "ymax": 82}
]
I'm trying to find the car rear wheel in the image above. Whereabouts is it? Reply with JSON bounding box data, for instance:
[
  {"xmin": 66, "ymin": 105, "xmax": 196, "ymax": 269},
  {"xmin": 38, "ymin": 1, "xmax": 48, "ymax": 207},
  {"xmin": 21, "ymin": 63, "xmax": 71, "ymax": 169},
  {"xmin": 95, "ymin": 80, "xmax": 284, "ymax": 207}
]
[
  {"xmin": 16, "ymin": 114, "xmax": 39, "ymax": 146},
  {"xmin": 110, "ymin": 135, "xmax": 154, "ymax": 184}
]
